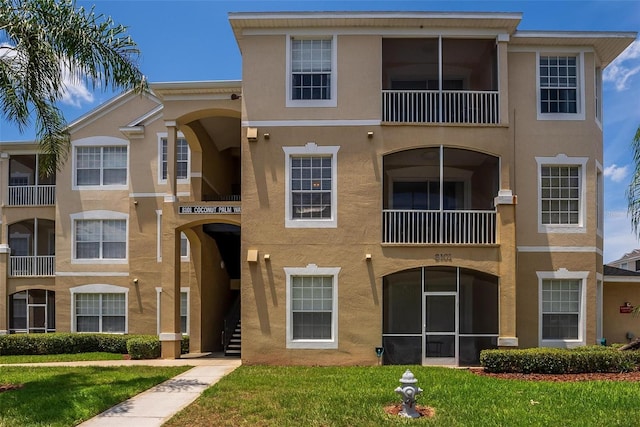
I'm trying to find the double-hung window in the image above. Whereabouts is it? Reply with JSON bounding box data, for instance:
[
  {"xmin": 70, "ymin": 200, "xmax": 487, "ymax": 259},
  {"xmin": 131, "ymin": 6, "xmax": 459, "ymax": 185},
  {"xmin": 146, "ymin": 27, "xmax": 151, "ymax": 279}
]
[
  {"xmin": 537, "ymin": 53, "xmax": 584, "ymax": 120},
  {"xmin": 76, "ymin": 146, "xmax": 127, "ymax": 186},
  {"xmin": 537, "ymin": 271, "xmax": 587, "ymax": 348},
  {"xmin": 71, "ymin": 284, "xmax": 128, "ymax": 333},
  {"xmin": 285, "ymin": 264, "xmax": 340, "ymax": 349},
  {"xmin": 287, "ymin": 36, "xmax": 336, "ymax": 107},
  {"xmin": 536, "ymin": 155, "xmax": 587, "ymax": 233},
  {"xmin": 73, "ymin": 214, "xmax": 127, "ymax": 261},
  {"xmin": 283, "ymin": 143, "xmax": 339, "ymax": 228},
  {"xmin": 160, "ymin": 136, "xmax": 190, "ymax": 182}
]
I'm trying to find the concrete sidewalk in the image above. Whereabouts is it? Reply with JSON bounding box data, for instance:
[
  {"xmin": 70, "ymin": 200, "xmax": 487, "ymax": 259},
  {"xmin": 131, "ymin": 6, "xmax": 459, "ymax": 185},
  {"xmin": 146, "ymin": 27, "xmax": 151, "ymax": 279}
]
[{"xmin": 3, "ymin": 355, "xmax": 241, "ymax": 427}]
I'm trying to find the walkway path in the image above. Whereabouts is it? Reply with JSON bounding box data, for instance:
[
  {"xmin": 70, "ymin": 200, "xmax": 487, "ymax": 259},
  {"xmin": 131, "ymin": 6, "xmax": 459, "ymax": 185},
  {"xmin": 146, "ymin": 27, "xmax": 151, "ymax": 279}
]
[{"xmin": 3, "ymin": 354, "xmax": 241, "ymax": 427}]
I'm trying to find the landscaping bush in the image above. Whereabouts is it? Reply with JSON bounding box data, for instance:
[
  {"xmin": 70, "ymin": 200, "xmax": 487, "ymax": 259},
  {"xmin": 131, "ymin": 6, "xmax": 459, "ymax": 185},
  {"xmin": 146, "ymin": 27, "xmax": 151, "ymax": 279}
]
[
  {"xmin": 480, "ymin": 347, "xmax": 640, "ymax": 374},
  {"xmin": 0, "ymin": 333, "xmax": 150, "ymax": 356},
  {"xmin": 181, "ymin": 335, "xmax": 189, "ymax": 354},
  {"xmin": 127, "ymin": 336, "xmax": 161, "ymax": 359}
]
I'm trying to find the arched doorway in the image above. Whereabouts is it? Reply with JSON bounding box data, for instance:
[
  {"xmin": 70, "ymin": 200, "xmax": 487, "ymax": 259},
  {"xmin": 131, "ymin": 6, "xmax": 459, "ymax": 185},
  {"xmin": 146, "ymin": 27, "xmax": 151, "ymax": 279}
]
[{"xmin": 382, "ymin": 266, "xmax": 498, "ymax": 366}]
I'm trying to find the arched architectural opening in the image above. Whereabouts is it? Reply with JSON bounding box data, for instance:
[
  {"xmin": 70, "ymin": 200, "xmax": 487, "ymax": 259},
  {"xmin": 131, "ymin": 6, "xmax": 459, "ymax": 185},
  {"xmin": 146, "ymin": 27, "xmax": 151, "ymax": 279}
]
[
  {"xmin": 383, "ymin": 147, "xmax": 499, "ymax": 244},
  {"xmin": 383, "ymin": 266, "xmax": 498, "ymax": 366},
  {"xmin": 9, "ymin": 289, "xmax": 55, "ymax": 333}
]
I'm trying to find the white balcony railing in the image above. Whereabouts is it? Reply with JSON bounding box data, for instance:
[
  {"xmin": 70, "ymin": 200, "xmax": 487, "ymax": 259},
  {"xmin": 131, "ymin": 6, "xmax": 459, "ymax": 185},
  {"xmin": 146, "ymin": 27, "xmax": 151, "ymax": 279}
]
[
  {"xmin": 382, "ymin": 90, "xmax": 500, "ymax": 124},
  {"xmin": 8, "ymin": 185, "xmax": 55, "ymax": 206},
  {"xmin": 9, "ymin": 256, "xmax": 55, "ymax": 277},
  {"xmin": 383, "ymin": 210, "xmax": 496, "ymax": 244}
]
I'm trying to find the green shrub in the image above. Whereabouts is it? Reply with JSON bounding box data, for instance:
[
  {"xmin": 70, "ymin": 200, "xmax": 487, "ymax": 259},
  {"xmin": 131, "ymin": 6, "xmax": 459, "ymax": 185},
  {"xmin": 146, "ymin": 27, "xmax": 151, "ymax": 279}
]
[
  {"xmin": 181, "ymin": 335, "xmax": 189, "ymax": 354},
  {"xmin": 480, "ymin": 347, "xmax": 640, "ymax": 374},
  {"xmin": 0, "ymin": 333, "xmax": 158, "ymax": 356},
  {"xmin": 127, "ymin": 336, "xmax": 161, "ymax": 359}
]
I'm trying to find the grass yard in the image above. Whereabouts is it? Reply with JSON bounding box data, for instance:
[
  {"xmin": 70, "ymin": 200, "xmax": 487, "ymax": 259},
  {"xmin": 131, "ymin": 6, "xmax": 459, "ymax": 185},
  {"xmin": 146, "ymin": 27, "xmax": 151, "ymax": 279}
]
[
  {"xmin": 165, "ymin": 365, "xmax": 640, "ymax": 427},
  {"xmin": 0, "ymin": 352, "xmax": 124, "ymax": 364},
  {"xmin": 0, "ymin": 365, "xmax": 189, "ymax": 427}
]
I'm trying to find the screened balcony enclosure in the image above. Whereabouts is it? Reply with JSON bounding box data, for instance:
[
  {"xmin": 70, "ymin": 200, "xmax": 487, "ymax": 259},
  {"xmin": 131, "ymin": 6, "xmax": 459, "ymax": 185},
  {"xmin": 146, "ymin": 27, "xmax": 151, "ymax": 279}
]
[
  {"xmin": 8, "ymin": 154, "xmax": 55, "ymax": 206},
  {"xmin": 383, "ymin": 147, "xmax": 499, "ymax": 244},
  {"xmin": 8, "ymin": 219, "xmax": 55, "ymax": 277},
  {"xmin": 382, "ymin": 38, "xmax": 499, "ymax": 124}
]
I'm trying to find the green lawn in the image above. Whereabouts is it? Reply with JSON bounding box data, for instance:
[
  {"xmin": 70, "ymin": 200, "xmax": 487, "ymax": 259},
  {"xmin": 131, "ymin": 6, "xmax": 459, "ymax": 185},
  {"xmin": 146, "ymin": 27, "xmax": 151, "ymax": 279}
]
[
  {"xmin": 165, "ymin": 365, "xmax": 640, "ymax": 427},
  {"xmin": 0, "ymin": 352, "xmax": 124, "ymax": 364},
  {"xmin": 0, "ymin": 365, "xmax": 189, "ymax": 426}
]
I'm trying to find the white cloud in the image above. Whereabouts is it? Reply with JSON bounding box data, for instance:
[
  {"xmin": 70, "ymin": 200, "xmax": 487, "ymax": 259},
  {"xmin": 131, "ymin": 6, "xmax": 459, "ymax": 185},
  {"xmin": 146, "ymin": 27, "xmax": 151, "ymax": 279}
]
[
  {"xmin": 604, "ymin": 212, "xmax": 640, "ymax": 263},
  {"xmin": 59, "ymin": 68, "xmax": 94, "ymax": 107},
  {"xmin": 0, "ymin": 43, "xmax": 93, "ymax": 108},
  {"xmin": 604, "ymin": 40, "xmax": 640, "ymax": 91},
  {"xmin": 604, "ymin": 164, "xmax": 629, "ymax": 182}
]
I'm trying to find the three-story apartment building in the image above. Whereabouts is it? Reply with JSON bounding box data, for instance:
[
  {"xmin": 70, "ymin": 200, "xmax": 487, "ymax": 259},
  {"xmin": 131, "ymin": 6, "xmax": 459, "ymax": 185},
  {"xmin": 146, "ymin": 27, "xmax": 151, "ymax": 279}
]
[{"xmin": 0, "ymin": 11, "xmax": 635, "ymax": 366}]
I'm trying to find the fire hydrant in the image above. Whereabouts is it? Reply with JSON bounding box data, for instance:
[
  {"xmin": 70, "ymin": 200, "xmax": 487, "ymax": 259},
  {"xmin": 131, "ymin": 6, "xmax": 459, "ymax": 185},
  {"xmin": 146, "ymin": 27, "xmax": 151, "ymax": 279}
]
[{"xmin": 394, "ymin": 369, "xmax": 423, "ymax": 418}]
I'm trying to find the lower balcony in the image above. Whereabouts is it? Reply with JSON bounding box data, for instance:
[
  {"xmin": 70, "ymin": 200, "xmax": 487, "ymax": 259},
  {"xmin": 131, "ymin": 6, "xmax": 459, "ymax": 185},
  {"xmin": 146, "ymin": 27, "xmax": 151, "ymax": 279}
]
[
  {"xmin": 382, "ymin": 210, "xmax": 496, "ymax": 245},
  {"xmin": 10, "ymin": 256, "xmax": 55, "ymax": 277}
]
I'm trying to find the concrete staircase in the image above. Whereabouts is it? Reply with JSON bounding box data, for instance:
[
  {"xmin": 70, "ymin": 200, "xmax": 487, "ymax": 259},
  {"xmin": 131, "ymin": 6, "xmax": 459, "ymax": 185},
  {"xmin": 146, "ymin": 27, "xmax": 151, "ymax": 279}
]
[{"xmin": 225, "ymin": 320, "xmax": 241, "ymax": 357}]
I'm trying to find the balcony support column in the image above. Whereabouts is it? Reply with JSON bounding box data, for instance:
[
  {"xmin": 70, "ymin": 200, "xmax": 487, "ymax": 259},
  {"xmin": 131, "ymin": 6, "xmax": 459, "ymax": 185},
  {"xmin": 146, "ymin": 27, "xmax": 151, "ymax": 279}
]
[
  {"xmin": 497, "ymin": 34, "xmax": 510, "ymax": 126},
  {"xmin": 0, "ymin": 244, "xmax": 9, "ymax": 334},
  {"xmin": 159, "ymin": 208, "xmax": 182, "ymax": 359},
  {"xmin": 160, "ymin": 120, "xmax": 182, "ymax": 358},
  {"xmin": 495, "ymin": 190, "xmax": 518, "ymax": 347}
]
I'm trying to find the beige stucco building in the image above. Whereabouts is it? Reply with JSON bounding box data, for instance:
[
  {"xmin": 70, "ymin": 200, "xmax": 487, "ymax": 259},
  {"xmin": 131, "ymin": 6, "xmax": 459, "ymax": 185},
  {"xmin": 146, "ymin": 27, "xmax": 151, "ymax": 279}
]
[{"xmin": 0, "ymin": 11, "xmax": 636, "ymax": 366}]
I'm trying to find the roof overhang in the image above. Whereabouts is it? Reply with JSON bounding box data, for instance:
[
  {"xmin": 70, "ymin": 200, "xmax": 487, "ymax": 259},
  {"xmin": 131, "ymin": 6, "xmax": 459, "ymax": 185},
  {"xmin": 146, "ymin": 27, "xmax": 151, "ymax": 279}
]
[
  {"xmin": 229, "ymin": 11, "xmax": 523, "ymax": 44},
  {"xmin": 512, "ymin": 31, "xmax": 637, "ymax": 67},
  {"xmin": 151, "ymin": 80, "xmax": 243, "ymax": 102}
]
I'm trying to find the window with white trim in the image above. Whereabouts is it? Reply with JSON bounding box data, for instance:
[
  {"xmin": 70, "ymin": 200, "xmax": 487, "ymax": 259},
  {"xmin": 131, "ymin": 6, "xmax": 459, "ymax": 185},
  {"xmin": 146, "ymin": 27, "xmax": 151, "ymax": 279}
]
[
  {"xmin": 286, "ymin": 36, "xmax": 336, "ymax": 107},
  {"xmin": 76, "ymin": 146, "xmax": 127, "ymax": 186},
  {"xmin": 159, "ymin": 136, "xmax": 190, "ymax": 182},
  {"xmin": 596, "ymin": 166, "xmax": 603, "ymax": 234},
  {"xmin": 285, "ymin": 264, "xmax": 340, "ymax": 349},
  {"xmin": 541, "ymin": 166, "xmax": 580, "ymax": 225},
  {"xmin": 75, "ymin": 293, "xmax": 126, "ymax": 333},
  {"xmin": 283, "ymin": 143, "xmax": 339, "ymax": 228},
  {"xmin": 595, "ymin": 67, "xmax": 602, "ymax": 124},
  {"xmin": 180, "ymin": 291, "xmax": 188, "ymax": 333},
  {"xmin": 155, "ymin": 287, "xmax": 189, "ymax": 335},
  {"xmin": 75, "ymin": 219, "xmax": 126, "ymax": 260},
  {"xmin": 537, "ymin": 53, "xmax": 584, "ymax": 120},
  {"xmin": 536, "ymin": 155, "xmax": 587, "ymax": 233},
  {"xmin": 537, "ymin": 270, "xmax": 587, "ymax": 348},
  {"xmin": 180, "ymin": 232, "xmax": 189, "ymax": 259},
  {"xmin": 541, "ymin": 279, "xmax": 580, "ymax": 340}
]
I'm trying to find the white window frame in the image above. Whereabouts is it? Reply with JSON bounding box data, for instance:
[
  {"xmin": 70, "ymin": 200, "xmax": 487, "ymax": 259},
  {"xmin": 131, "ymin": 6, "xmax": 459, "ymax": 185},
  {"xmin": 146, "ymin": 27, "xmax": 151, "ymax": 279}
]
[
  {"xmin": 537, "ymin": 270, "xmax": 588, "ymax": 348},
  {"xmin": 156, "ymin": 210, "xmax": 162, "ymax": 262},
  {"xmin": 157, "ymin": 132, "xmax": 190, "ymax": 184},
  {"xmin": 285, "ymin": 264, "xmax": 340, "ymax": 349},
  {"xmin": 595, "ymin": 66, "xmax": 603, "ymax": 127},
  {"xmin": 70, "ymin": 210, "xmax": 128, "ymax": 264},
  {"xmin": 285, "ymin": 34, "xmax": 337, "ymax": 108},
  {"xmin": 155, "ymin": 287, "xmax": 189, "ymax": 335},
  {"xmin": 72, "ymin": 136, "xmax": 129, "ymax": 190},
  {"xmin": 536, "ymin": 154, "xmax": 588, "ymax": 234},
  {"xmin": 70, "ymin": 284, "xmax": 128, "ymax": 333},
  {"xmin": 180, "ymin": 232, "xmax": 190, "ymax": 261},
  {"xmin": 596, "ymin": 161, "xmax": 603, "ymax": 236},
  {"xmin": 283, "ymin": 143, "xmax": 339, "ymax": 228},
  {"xmin": 536, "ymin": 51, "xmax": 585, "ymax": 121}
]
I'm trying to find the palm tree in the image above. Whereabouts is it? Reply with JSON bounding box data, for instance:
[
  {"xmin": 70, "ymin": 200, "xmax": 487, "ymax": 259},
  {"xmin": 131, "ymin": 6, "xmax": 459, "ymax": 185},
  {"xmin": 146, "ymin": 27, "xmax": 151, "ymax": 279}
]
[
  {"xmin": 0, "ymin": 0, "xmax": 146, "ymax": 176},
  {"xmin": 627, "ymin": 125, "xmax": 640, "ymax": 237}
]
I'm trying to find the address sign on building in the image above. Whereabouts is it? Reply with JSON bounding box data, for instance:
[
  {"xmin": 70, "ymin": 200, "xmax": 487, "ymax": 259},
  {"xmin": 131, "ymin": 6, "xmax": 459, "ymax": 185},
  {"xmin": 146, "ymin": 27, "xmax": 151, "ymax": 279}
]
[{"xmin": 179, "ymin": 206, "xmax": 241, "ymax": 214}]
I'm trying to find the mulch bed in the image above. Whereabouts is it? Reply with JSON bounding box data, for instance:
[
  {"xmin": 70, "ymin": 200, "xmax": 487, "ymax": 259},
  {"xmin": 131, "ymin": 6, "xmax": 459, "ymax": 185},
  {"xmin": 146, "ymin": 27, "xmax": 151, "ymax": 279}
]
[
  {"xmin": 473, "ymin": 370, "xmax": 640, "ymax": 382},
  {"xmin": 0, "ymin": 383, "xmax": 23, "ymax": 393},
  {"xmin": 384, "ymin": 404, "xmax": 435, "ymax": 418}
]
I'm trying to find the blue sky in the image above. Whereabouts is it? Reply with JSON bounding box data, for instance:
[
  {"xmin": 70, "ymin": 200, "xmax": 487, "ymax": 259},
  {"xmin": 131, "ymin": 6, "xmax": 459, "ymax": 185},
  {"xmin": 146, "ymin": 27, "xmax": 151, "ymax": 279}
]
[{"xmin": 0, "ymin": 0, "xmax": 638, "ymax": 261}]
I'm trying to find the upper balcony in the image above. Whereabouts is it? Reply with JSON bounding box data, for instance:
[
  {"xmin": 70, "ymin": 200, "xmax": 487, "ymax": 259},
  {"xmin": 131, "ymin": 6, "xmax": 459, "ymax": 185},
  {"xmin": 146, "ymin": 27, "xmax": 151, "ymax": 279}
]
[
  {"xmin": 8, "ymin": 219, "xmax": 55, "ymax": 277},
  {"xmin": 382, "ymin": 38, "xmax": 499, "ymax": 125},
  {"xmin": 7, "ymin": 154, "xmax": 55, "ymax": 206},
  {"xmin": 383, "ymin": 147, "xmax": 499, "ymax": 245}
]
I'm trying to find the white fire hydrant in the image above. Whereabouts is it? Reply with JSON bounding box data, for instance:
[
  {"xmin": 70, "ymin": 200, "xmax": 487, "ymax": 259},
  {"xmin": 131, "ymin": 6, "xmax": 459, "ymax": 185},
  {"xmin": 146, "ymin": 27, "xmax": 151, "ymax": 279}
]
[{"xmin": 394, "ymin": 369, "xmax": 423, "ymax": 418}]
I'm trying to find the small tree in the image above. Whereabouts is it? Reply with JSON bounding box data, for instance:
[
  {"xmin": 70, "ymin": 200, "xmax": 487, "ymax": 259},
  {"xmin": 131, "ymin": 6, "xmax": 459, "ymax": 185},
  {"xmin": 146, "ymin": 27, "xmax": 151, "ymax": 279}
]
[
  {"xmin": 0, "ymin": 0, "xmax": 146, "ymax": 175},
  {"xmin": 627, "ymin": 126, "xmax": 640, "ymax": 234}
]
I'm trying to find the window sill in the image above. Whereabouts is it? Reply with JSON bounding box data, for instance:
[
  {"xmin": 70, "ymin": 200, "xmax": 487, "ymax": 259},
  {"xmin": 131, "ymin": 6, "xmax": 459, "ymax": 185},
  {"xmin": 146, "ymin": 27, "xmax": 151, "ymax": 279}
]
[
  {"xmin": 286, "ymin": 99, "xmax": 337, "ymax": 108},
  {"xmin": 285, "ymin": 218, "xmax": 337, "ymax": 228},
  {"xmin": 286, "ymin": 340, "xmax": 338, "ymax": 350},
  {"xmin": 538, "ymin": 225, "xmax": 586, "ymax": 234}
]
